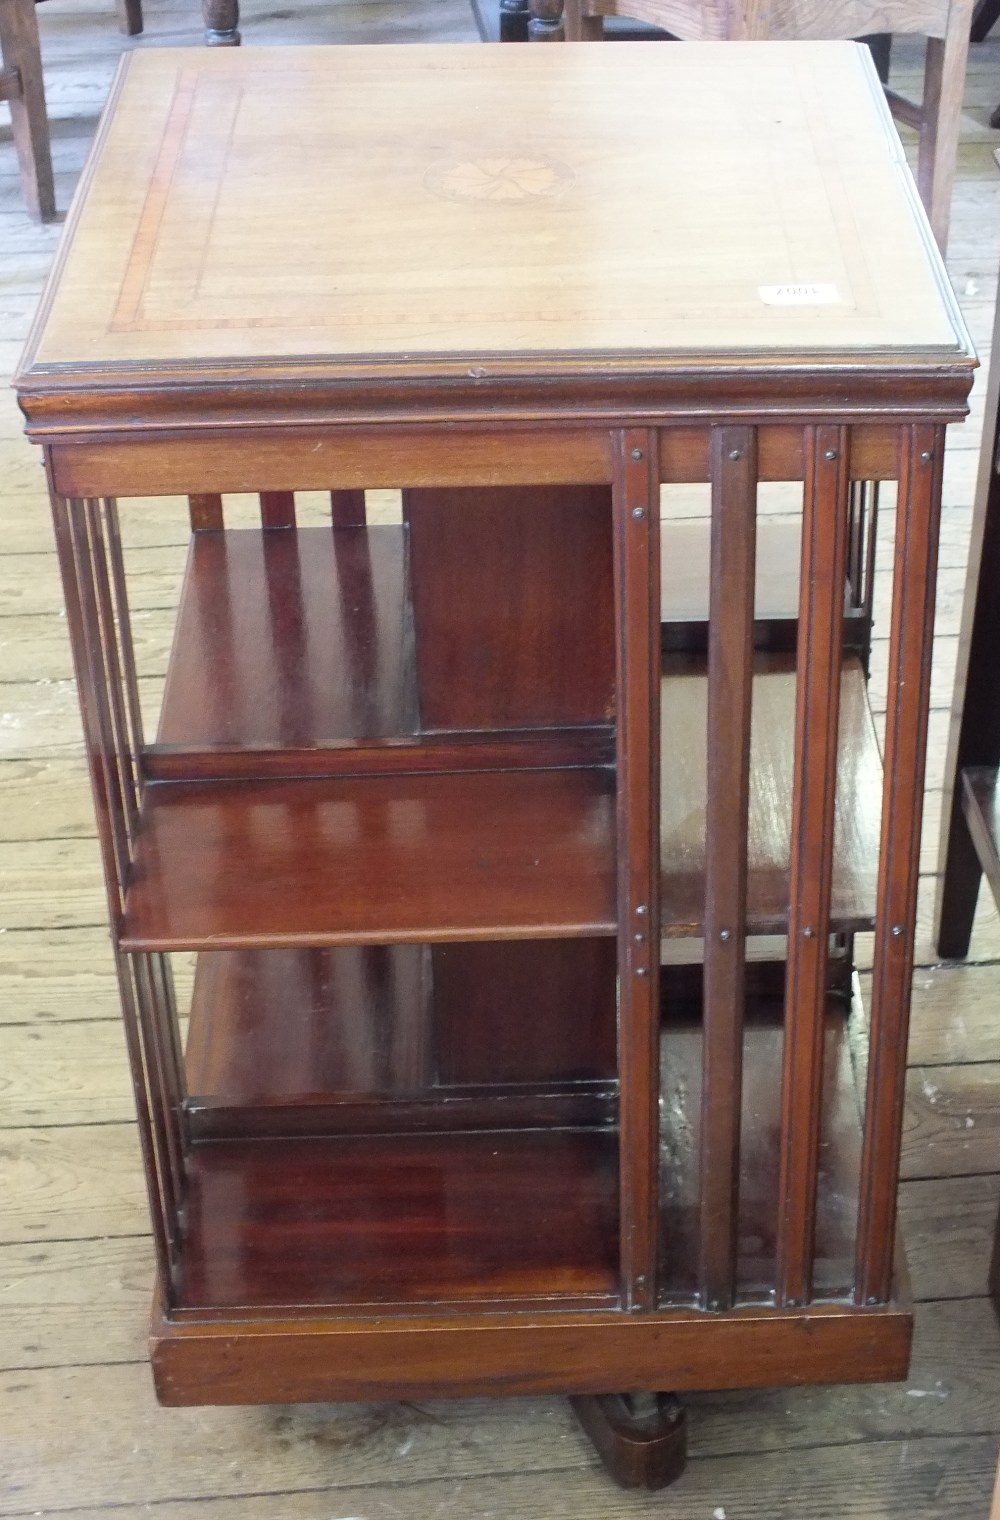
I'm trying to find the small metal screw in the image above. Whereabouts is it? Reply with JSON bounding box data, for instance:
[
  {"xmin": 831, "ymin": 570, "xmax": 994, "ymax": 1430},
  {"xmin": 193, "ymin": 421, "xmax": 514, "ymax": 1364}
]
[
  {"xmin": 634, "ymin": 1273, "xmax": 647, "ymax": 1287},
  {"xmin": 636, "ymin": 904, "xmax": 648, "ymax": 916},
  {"xmin": 728, "ymin": 448, "xmax": 742, "ymax": 461},
  {"xmin": 803, "ymin": 926, "xmax": 815, "ymax": 939},
  {"xmin": 630, "ymin": 448, "xmax": 644, "ymax": 461},
  {"xmin": 636, "ymin": 966, "xmax": 648, "ymax": 978},
  {"xmin": 920, "ymin": 450, "xmax": 933, "ymax": 462},
  {"xmin": 866, "ymin": 1295, "xmax": 879, "ymax": 1306},
  {"xmin": 707, "ymin": 1298, "xmax": 721, "ymax": 1312},
  {"xmin": 634, "ymin": 932, "xmax": 646, "ymax": 944},
  {"xmin": 719, "ymin": 928, "xmax": 731, "ymax": 942},
  {"xmin": 891, "ymin": 923, "xmax": 903, "ymax": 937},
  {"xmin": 824, "ymin": 448, "xmax": 838, "ymax": 461},
  {"xmin": 632, "ymin": 506, "xmax": 646, "ymax": 519}
]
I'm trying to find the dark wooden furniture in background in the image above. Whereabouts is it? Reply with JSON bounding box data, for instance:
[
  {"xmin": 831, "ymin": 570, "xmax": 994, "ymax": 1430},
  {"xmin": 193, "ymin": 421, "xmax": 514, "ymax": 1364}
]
[
  {"xmin": 521, "ymin": 0, "xmax": 972, "ymax": 255},
  {"xmin": 934, "ymin": 151, "xmax": 1000, "ymax": 1321},
  {"xmin": 15, "ymin": 41, "xmax": 974, "ymax": 1490},
  {"xmin": 0, "ymin": 0, "xmax": 54, "ymax": 219}
]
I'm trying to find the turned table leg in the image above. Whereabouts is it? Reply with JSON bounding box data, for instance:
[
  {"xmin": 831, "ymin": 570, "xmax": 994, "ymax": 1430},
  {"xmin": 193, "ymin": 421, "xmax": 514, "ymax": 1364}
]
[
  {"xmin": 571, "ymin": 1392, "xmax": 688, "ymax": 1489},
  {"xmin": 528, "ymin": 0, "xmax": 564, "ymax": 40},
  {"xmin": 203, "ymin": 0, "xmax": 239, "ymax": 46}
]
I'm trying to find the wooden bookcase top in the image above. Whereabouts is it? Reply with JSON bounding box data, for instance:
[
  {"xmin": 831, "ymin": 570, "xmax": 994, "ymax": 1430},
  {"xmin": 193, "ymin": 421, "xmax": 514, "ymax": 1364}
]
[{"xmin": 17, "ymin": 40, "xmax": 972, "ymax": 408}]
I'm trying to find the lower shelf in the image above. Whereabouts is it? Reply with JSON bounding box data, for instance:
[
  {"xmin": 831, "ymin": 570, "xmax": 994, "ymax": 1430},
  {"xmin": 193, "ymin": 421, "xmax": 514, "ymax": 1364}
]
[
  {"xmin": 167, "ymin": 946, "xmax": 867, "ymax": 1317},
  {"xmin": 175, "ymin": 1129, "xmax": 621, "ymax": 1314}
]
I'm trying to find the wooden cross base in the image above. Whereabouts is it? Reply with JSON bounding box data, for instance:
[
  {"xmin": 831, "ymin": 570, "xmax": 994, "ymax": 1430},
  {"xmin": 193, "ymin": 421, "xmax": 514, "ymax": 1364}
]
[{"xmin": 570, "ymin": 1392, "xmax": 688, "ymax": 1489}]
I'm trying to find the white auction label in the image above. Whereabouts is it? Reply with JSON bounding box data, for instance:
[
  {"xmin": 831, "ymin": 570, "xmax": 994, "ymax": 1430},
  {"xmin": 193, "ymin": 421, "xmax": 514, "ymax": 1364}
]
[{"xmin": 758, "ymin": 283, "xmax": 841, "ymax": 305}]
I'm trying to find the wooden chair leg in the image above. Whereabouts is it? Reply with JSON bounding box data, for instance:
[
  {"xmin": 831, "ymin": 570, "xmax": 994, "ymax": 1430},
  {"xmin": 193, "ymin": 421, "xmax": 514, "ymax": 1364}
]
[
  {"xmin": 0, "ymin": 0, "xmax": 55, "ymax": 221},
  {"xmin": 115, "ymin": 0, "xmax": 143, "ymax": 35},
  {"xmin": 934, "ymin": 234, "xmax": 1000, "ymax": 958},
  {"xmin": 571, "ymin": 1393, "xmax": 687, "ymax": 1490},
  {"xmin": 917, "ymin": 16, "xmax": 971, "ymax": 256},
  {"xmin": 971, "ymin": 0, "xmax": 1000, "ymax": 42},
  {"xmin": 203, "ymin": 0, "xmax": 239, "ymax": 45}
]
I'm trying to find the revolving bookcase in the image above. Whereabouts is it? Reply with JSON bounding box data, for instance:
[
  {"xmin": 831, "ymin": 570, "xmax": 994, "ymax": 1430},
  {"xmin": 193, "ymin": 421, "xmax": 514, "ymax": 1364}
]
[{"xmin": 15, "ymin": 39, "xmax": 975, "ymax": 1491}]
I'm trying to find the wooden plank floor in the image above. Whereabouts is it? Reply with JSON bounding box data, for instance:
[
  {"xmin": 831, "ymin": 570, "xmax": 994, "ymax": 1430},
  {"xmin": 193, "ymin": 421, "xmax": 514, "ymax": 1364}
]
[{"xmin": 3, "ymin": 8, "xmax": 1000, "ymax": 1517}]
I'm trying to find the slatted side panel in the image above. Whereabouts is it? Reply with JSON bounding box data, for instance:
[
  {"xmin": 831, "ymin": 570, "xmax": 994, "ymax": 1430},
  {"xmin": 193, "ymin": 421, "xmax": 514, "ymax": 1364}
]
[
  {"xmin": 856, "ymin": 425, "xmax": 943, "ymax": 1305},
  {"xmin": 698, "ymin": 426, "xmax": 757, "ymax": 1312},
  {"xmin": 613, "ymin": 429, "xmax": 661, "ymax": 1312},
  {"xmin": 775, "ymin": 426, "xmax": 850, "ymax": 1308},
  {"xmin": 49, "ymin": 491, "xmax": 185, "ymax": 1301},
  {"xmin": 188, "ymin": 492, "xmax": 370, "ymax": 529}
]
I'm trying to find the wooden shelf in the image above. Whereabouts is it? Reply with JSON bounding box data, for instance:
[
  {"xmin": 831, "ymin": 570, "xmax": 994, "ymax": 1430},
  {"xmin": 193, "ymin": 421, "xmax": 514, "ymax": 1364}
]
[
  {"xmin": 173, "ymin": 1129, "xmax": 621, "ymax": 1314},
  {"xmin": 152, "ymin": 515, "xmax": 615, "ymax": 779},
  {"xmin": 157, "ymin": 524, "xmax": 417, "ymax": 752},
  {"xmin": 183, "ymin": 940, "xmax": 619, "ymax": 1137},
  {"xmin": 661, "ymin": 654, "xmax": 882, "ymax": 936},
  {"xmin": 120, "ymin": 770, "xmax": 617, "ymax": 951}
]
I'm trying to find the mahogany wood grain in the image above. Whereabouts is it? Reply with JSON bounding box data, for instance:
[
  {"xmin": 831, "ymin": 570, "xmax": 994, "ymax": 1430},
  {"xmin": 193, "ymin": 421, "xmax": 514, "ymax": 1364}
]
[
  {"xmin": 157, "ymin": 527, "xmax": 415, "ymax": 749},
  {"xmin": 175, "ymin": 1130, "xmax": 621, "ymax": 1311},
  {"xmin": 184, "ymin": 940, "xmax": 617, "ymax": 1102},
  {"xmin": 187, "ymin": 1086, "xmax": 619, "ymax": 1141},
  {"xmin": 145, "ymin": 731, "xmax": 614, "ymax": 782},
  {"xmin": 856, "ymin": 425, "xmax": 944, "ymax": 1306},
  {"xmin": 258, "ymin": 491, "xmax": 295, "ymax": 529},
  {"xmin": 329, "ymin": 489, "xmax": 367, "ymax": 527},
  {"xmin": 150, "ymin": 1294, "xmax": 912, "ymax": 1405},
  {"xmin": 188, "ymin": 494, "xmax": 224, "ymax": 531},
  {"xmin": 613, "ymin": 430, "xmax": 660, "ymax": 1313},
  {"xmin": 404, "ymin": 486, "xmax": 614, "ymax": 730},
  {"xmin": 776, "ymin": 426, "xmax": 850, "ymax": 1308},
  {"xmin": 569, "ymin": 1393, "xmax": 687, "ymax": 1490},
  {"xmin": 699, "ymin": 425, "xmax": 756, "ymax": 1312},
  {"xmin": 120, "ymin": 770, "xmax": 617, "ymax": 951},
  {"xmin": 430, "ymin": 940, "xmax": 617, "ymax": 1084},
  {"xmin": 46, "ymin": 424, "xmax": 930, "ymax": 503}
]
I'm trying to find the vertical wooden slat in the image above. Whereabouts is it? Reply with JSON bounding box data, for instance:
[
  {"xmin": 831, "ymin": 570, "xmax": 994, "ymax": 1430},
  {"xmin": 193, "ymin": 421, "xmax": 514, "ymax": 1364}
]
[
  {"xmin": 68, "ymin": 498, "xmax": 134, "ymax": 897},
  {"xmin": 104, "ymin": 498, "xmax": 146, "ymax": 780},
  {"xmin": 775, "ymin": 425, "xmax": 850, "ymax": 1308},
  {"xmin": 856, "ymin": 424, "xmax": 943, "ymax": 1306},
  {"xmin": 119, "ymin": 949, "xmax": 179, "ymax": 1298},
  {"xmin": 49, "ymin": 491, "xmax": 127, "ymax": 922},
  {"xmin": 699, "ymin": 424, "xmax": 757, "ymax": 1311},
  {"xmin": 260, "ymin": 490, "xmax": 296, "ymax": 528},
  {"xmin": 613, "ymin": 427, "xmax": 661, "ymax": 1313},
  {"xmin": 188, "ymin": 493, "xmax": 224, "ymax": 531},
  {"xmin": 49, "ymin": 481, "xmax": 176, "ymax": 1300},
  {"xmin": 87, "ymin": 503, "xmax": 139, "ymax": 837},
  {"xmin": 133, "ymin": 952, "xmax": 185, "ymax": 1231},
  {"xmin": 331, "ymin": 489, "xmax": 367, "ymax": 527}
]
